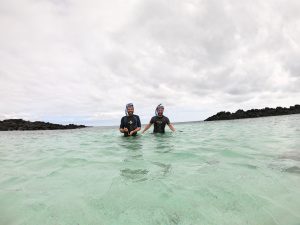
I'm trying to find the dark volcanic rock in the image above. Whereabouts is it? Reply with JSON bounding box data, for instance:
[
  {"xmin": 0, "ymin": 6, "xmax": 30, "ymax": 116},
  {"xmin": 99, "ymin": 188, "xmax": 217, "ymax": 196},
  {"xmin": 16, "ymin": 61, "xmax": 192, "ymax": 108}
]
[
  {"xmin": 205, "ymin": 104, "xmax": 300, "ymax": 121},
  {"xmin": 0, "ymin": 119, "xmax": 86, "ymax": 131}
]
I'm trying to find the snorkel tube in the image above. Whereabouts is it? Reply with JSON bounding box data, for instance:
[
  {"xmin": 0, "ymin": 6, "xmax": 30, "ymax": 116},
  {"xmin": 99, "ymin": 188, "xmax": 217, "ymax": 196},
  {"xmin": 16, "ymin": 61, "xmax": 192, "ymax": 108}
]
[
  {"xmin": 125, "ymin": 103, "xmax": 134, "ymax": 116},
  {"xmin": 155, "ymin": 104, "xmax": 164, "ymax": 116}
]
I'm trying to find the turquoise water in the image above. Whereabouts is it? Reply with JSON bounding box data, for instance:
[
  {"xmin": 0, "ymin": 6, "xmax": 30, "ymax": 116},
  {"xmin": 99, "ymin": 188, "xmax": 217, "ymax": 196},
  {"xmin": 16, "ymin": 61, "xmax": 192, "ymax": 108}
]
[{"xmin": 0, "ymin": 115, "xmax": 300, "ymax": 225}]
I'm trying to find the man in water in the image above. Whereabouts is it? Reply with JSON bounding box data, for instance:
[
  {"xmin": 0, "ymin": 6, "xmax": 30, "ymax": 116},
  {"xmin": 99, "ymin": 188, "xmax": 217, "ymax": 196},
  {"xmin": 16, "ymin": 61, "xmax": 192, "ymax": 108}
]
[
  {"xmin": 120, "ymin": 103, "xmax": 141, "ymax": 137},
  {"xmin": 142, "ymin": 104, "xmax": 175, "ymax": 134}
]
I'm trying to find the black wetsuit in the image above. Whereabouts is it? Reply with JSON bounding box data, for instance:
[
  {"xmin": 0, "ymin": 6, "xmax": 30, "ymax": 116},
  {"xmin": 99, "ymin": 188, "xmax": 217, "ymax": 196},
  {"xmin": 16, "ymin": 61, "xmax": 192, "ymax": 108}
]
[
  {"xmin": 150, "ymin": 115, "xmax": 170, "ymax": 133},
  {"xmin": 120, "ymin": 115, "xmax": 141, "ymax": 137}
]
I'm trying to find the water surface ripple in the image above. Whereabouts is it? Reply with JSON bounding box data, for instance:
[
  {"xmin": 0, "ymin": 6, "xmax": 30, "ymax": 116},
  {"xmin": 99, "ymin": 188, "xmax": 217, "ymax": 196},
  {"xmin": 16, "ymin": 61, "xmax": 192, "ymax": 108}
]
[{"xmin": 0, "ymin": 115, "xmax": 300, "ymax": 225}]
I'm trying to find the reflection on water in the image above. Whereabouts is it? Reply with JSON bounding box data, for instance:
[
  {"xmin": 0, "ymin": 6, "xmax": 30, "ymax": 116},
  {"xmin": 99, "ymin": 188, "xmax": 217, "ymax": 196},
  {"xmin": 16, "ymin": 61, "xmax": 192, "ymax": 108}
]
[
  {"xmin": 151, "ymin": 161, "xmax": 172, "ymax": 177},
  {"xmin": 279, "ymin": 150, "xmax": 300, "ymax": 161},
  {"xmin": 283, "ymin": 166, "xmax": 300, "ymax": 174},
  {"xmin": 120, "ymin": 169, "xmax": 149, "ymax": 182},
  {"xmin": 118, "ymin": 136, "xmax": 148, "ymax": 182},
  {"xmin": 0, "ymin": 115, "xmax": 300, "ymax": 225},
  {"xmin": 152, "ymin": 133, "xmax": 176, "ymax": 153},
  {"xmin": 118, "ymin": 134, "xmax": 175, "ymax": 182}
]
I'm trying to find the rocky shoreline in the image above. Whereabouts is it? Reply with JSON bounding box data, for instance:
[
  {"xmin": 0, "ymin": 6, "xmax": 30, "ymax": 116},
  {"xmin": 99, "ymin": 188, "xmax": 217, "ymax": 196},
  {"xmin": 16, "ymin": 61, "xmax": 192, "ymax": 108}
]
[
  {"xmin": 205, "ymin": 104, "xmax": 300, "ymax": 121},
  {"xmin": 0, "ymin": 119, "xmax": 86, "ymax": 131}
]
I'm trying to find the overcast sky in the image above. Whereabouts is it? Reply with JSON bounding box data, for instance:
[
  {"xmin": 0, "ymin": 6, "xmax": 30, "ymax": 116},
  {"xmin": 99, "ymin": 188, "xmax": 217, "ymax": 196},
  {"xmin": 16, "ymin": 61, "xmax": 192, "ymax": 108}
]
[{"xmin": 0, "ymin": 0, "xmax": 299, "ymax": 125}]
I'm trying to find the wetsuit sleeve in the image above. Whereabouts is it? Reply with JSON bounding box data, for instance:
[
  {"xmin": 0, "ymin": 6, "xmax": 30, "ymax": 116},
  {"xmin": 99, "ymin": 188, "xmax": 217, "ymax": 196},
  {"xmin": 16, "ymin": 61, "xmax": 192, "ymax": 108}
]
[
  {"xmin": 150, "ymin": 116, "xmax": 155, "ymax": 124},
  {"xmin": 120, "ymin": 117, "xmax": 125, "ymax": 128},
  {"xmin": 136, "ymin": 116, "xmax": 141, "ymax": 127},
  {"xmin": 165, "ymin": 117, "xmax": 170, "ymax": 125}
]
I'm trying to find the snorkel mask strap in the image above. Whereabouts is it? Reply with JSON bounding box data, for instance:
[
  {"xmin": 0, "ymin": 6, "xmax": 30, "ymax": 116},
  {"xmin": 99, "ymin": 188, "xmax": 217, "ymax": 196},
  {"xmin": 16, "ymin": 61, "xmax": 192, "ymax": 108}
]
[{"xmin": 125, "ymin": 103, "xmax": 134, "ymax": 116}]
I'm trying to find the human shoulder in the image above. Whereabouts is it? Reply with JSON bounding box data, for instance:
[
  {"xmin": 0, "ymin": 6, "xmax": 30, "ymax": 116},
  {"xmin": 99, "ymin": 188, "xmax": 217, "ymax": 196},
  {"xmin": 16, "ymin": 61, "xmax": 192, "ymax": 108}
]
[
  {"xmin": 150, "ymin": 116, "xmax": 157, "ymax": 123},
  {"xmin": 163, "ymin": 116, "xmax": 170, "ymax": 123}
]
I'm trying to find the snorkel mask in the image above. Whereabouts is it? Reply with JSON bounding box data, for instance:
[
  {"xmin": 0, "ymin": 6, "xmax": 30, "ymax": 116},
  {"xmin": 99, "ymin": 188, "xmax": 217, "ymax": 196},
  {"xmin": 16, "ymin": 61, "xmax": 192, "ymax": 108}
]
[
  {"xmin": 125, "ymin": 103, "xmax": 134, "ymax": 116},
  {"xmin": 155, "ymin": 104, "xmax": 164, "ymax": 116}
]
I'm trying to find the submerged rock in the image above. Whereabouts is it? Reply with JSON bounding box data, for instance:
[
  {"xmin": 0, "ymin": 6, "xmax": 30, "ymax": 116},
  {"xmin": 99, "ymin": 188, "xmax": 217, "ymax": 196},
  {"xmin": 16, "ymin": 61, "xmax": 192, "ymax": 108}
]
[
  {"xmin": 205, "ymin": 104, "xmax": 300, "ymax": 121},
  {"xmin": 0, "ymin": 119, "xmax": 86, "ymax": 131}
]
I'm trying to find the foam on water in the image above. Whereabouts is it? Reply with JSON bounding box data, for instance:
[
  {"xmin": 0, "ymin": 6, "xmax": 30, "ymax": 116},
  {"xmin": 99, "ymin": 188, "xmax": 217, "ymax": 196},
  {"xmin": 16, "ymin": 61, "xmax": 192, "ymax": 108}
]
[{"xmin": 0, "ymin": 115, "xmax": 300, "ymax": 225}]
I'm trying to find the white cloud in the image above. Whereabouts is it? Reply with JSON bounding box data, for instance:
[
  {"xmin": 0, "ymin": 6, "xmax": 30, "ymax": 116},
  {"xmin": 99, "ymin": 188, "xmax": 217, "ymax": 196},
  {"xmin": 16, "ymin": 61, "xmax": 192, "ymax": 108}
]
[{"xmin": 0, "ymin": 0, "xmax": 299, "ymax": 125}]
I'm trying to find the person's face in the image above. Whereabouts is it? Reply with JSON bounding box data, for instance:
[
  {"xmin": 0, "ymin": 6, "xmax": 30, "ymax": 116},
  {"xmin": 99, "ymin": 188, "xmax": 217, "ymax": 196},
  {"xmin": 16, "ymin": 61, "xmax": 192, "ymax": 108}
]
[
  {"xmin": 127, "ymin": 106, "xmax": 134, "ymax": 115},
  {"xmin": 157, "ymin": 108, "xmax": 164, "ymax": 116}
]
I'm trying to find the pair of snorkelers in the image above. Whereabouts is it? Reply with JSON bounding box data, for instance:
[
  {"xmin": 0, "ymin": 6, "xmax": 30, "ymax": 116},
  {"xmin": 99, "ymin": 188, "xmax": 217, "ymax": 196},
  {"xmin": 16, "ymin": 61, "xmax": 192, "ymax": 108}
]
[{"xmin": 119, "ymin": 103, "xmax": 176, "ymax": 137}]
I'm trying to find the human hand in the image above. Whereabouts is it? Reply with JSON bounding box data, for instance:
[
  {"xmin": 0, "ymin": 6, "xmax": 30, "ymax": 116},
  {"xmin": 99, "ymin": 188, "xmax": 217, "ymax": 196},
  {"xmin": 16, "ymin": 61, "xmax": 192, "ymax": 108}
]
[
  {"xmin": 129, "ymin": 131, "xmax": 135, "ymax": 136},
  {"xmin": 123, "ymin": 128, "xmax": 128, "ymax": 133}
]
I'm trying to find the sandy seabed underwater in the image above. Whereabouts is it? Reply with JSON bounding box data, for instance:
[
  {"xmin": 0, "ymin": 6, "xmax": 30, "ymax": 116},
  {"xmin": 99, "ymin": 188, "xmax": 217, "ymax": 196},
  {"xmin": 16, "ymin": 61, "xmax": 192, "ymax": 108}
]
[{"xmin": 0, "ymin": 114, "xmax": 300, "ymax": 225}]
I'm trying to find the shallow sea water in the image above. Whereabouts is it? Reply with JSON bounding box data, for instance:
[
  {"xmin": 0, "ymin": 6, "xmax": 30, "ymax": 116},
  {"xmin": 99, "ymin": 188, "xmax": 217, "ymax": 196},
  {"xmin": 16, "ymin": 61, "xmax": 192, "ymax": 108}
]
[{"xmin": 0, "ymin": 115, "xmax": 300, "ymax": 225}]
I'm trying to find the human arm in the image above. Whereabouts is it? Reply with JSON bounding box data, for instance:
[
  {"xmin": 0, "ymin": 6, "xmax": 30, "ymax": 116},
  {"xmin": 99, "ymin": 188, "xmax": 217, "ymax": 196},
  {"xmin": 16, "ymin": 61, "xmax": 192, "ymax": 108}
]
[
  {"xmin": 142, "ymin": 117, "xmax": 155, "ymax": 134},
  {"xmin": 142, "ymin": 123, "xmax": 152, "ymax": 134},
  {"xmin": 166, "ymin": 117, "xmax": 175, "ymax": 132},
  {"xmin": 119, "ymin": 117, "xmax": 128, "ymax": 133},
  {"xmin": 129, "ymin": 127, "xmax": 141, "ymax": 136},
  {"xmin": 120, "ymin": 127, "xmax": 128, "ymax": 133},
  {"xmin": 167, "ymin": 123, "xmax": 176, "ymax": 132}
]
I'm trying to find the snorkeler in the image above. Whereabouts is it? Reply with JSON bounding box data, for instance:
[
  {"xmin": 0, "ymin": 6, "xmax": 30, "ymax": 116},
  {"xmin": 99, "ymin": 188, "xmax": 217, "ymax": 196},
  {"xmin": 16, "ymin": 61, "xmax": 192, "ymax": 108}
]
[
  {"xmin": 119, "ymin": 103, "xmax": 141, "ymax": 137},
  {"xmin": 142, "ymin": 104, "xmax": 175, "ymax": 134}
]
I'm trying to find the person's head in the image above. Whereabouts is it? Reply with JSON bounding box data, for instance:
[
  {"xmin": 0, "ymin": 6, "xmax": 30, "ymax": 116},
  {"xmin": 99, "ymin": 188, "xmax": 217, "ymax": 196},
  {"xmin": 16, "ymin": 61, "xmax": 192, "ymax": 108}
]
[
  {"xmin": 125, "ymin": 103, "xmax": 134, "ymax": 116},
  {"xmin": 155, "ymin": 104, "xmax": 164, "ymax": 117}
]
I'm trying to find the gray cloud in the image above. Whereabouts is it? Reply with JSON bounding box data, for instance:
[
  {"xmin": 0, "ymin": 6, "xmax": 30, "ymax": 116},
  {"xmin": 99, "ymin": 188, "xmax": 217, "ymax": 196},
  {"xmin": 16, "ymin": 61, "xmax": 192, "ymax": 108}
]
[{"xmin": 0, "ymin": 0, "xmax": 299, "ymax": 125}]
